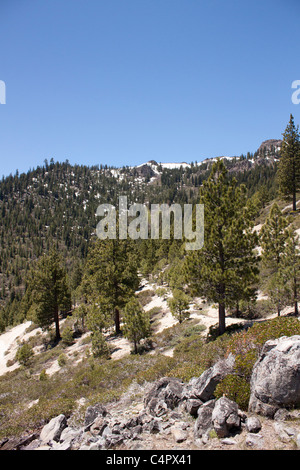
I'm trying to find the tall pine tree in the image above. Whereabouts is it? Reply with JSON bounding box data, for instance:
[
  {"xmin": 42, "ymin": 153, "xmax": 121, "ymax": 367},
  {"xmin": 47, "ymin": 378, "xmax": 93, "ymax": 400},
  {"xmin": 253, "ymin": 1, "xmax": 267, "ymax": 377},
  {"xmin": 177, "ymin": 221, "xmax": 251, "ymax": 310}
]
[
  {"xmin": 123, "ymin": 297, "xmax": 151, "ymax": 354},
  {"xmin": 25, "ymin": 249, "xmax": 71, "ymax": 341},
  {"xmin": 185, "ymin": 160, "xmax": 259, "ymax": 335},
  {"xmin": 278, "ymin": 114, "xmax": 300, "ymax": 212},
  {"xmin": 80, "ymin": 239, "xmax": 140, "ymax": 334},
  {"xmin": 260, "ymin": 203, "xmax": 291, "ymax": 316},
  {"xmin": 281, "ymin": 227, "xmax": 300, "ymax": 316}
]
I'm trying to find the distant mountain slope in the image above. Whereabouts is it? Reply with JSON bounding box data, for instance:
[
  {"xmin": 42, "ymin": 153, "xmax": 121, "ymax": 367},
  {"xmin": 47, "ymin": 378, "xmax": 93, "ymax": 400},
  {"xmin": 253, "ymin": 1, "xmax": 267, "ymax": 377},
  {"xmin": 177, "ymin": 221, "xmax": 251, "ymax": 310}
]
[{"xmin": 0, "ymin": 139, "xmax": 280, "ymax": 325}]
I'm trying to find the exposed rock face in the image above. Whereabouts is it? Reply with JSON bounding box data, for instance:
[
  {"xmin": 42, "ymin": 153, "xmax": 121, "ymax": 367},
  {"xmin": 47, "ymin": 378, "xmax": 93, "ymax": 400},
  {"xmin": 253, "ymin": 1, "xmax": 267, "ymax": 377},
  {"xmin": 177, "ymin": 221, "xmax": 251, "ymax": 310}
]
[
  {"xmin": 182, "ymin": 354, "xmax": 235, "ymax": 402},
  {"xmin": 258, "ymin": 139, "xmax": 282, "ymax": 155},
  {"xmin": 144, "ymin": 377, "xmax": 184, "ymax": 416},
  {"xmin": 249, "ymin": 335, "xmax": 300, "ymax": 417}
]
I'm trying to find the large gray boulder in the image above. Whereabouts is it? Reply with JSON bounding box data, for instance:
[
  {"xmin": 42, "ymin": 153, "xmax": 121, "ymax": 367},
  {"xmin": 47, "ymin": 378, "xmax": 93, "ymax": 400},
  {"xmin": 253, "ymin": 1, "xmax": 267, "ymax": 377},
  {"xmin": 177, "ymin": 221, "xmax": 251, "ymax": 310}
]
[
  {"xmin": 194, "ymin": 399, "xmax": 216, "ymax": 440},
  {"xmin": 211, "ymin": 397, "xmax": 241, "ymax": 438},
  {"xmin": 144, "ymin": 377, "xmax": 184, "ymax": 416},
  {"xmin": 249, "ymin": 335, "xmax": 300, "ymax": 417},
  {"xmin": 183, "ymin": 354, "xmax": 235, "ymax": 402},
  {"xmin": 40, "ymin": 414, "xmax": 67, "ymax": 444}
]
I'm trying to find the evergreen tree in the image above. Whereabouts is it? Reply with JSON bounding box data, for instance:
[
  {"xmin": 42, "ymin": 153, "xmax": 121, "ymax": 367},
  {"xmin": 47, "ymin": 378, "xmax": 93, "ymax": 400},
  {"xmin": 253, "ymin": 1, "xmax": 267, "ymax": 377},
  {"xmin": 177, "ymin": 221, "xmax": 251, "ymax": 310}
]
[
  {"xmin": 282, "ymin": 227, "xmax": 300, "ymax": 316},
  {"xmin": 278, "ymin": 114, "xmax": 300, "ymax": 211},
  {"xmin": 265, "ymin": 271, "xmax": 290, "ymax": 318},
  {"xmin": 167, "ymin": 288, "xmax": 190, "ymax": 324},
  {"xmin": 260, "ymin": 203, "xmax": 291, "ymax": 316},
  {"xmin": 86, "ymin": 301, "xmax": 112, "ymax": 358},
  {"xmin": 123, "ymin": 297, "xmax": 151, "ymax": 354},
  {"xmin": 185, "ymin": 160, "xmax": 259, "ymax": 335},
  {"xmin": 25, "ymin": 249, "xmax": 71, "ymax": 340},
  {"xmin": 81, "ymin": 239, "xmax": 140, "ymax": 334}
]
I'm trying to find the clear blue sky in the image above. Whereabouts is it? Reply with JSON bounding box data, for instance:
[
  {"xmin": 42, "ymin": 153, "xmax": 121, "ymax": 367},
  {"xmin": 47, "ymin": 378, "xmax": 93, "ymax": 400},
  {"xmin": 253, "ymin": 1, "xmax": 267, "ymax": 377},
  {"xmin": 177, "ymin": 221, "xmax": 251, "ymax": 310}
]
[{"xmin": 0, "ymin": 0, "xmax": 299, "ymax": 177}]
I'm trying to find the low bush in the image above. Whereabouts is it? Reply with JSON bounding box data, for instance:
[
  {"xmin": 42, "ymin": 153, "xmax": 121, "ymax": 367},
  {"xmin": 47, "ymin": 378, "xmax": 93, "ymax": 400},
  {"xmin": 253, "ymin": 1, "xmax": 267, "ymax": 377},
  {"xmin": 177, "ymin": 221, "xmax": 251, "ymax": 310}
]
[
  {"xmin": 136, "ymin": 289, "xmax": 155, "ymax": 306},
  {"xmin": 215, "ymin": 375, "xmax": 250, "ymax": 411},
  {"xmin": 15, "ymin": 342, "xmax": 34, "ymax": 367},
  {"xmin": 61, "ymin": 326, "xmax": 75, "ymax": 346}
]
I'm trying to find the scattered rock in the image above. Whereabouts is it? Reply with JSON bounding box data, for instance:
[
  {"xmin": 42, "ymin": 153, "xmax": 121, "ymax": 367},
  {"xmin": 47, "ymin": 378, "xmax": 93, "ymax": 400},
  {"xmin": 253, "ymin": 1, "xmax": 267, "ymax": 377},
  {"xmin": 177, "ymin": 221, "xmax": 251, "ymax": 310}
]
[
  {"xmin": 90, "ymin": 417, "xmax": 109, "ymax": 436},
  {"xmin": 274, "ymin": 409, "xmax": 290, "ymax": 422},
  {"xmin": 3, "ymin": 336, "xmax": 300, "ymax": 451},
  {"xmin": 185, "ymin": 399, "xmax": 203, "ymax": 417},
  {"xmin": 273, "ymin": 422, "xmax": 297, "ymax": 443},
  {"xmin": 245, "ymin": 433, "xmax": 265, "ymax": 449},
  {"xmin": 221, "ymin": 437, "xmax": 237, "ymax": 445},
  {"xmin": 147, "ymin": 418, "xmax": 162, "ymax": 434},
  {"xmin": 144, "ymin": 377, "xmax": 183, "ymax": 416},
  {"xmin": 171, "ymin": 425, "xmax": 188, "ymax": 443},
  {"xmin": 245, "ymin": 416, "xmax": 261, "ymax": 433},
  {"xmin": 84, "ymin": 404, "xmax": 108, "ymax": 430}
]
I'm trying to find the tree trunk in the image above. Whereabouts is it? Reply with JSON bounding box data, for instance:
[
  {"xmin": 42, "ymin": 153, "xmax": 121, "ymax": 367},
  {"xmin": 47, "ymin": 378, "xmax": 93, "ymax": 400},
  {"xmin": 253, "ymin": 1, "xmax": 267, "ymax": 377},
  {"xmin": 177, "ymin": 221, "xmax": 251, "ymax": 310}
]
[
  {"xmin": 218, "ymin": 236, "xmax": 226, "ymax": 336},
  {"xmin": 293, "ymin": 190, "xmax": 297, "ymax": 212},
  {"xmin": 218, "ymin": 303, "xmax": 226, "ymax": 335},
  {"xmin": 294, "ymin": 279, "xmax": 299, "ymax": 316},
  {"xmin": 54, "ymin": 304, "xmax": 61, "ymax": 341},
  {"xmin": 114, "ymin": 307, "xmax": 121, "ymax": 335}
]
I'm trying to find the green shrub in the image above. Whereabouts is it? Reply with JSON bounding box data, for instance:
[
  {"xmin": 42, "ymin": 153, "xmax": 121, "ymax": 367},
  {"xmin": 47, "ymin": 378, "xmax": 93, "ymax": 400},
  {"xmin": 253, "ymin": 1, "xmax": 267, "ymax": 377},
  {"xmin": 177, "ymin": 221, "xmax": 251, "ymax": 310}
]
[
  {"xmin": 183, "ymin": 324, "xmax": 206, "ymax": 337},
  {"xmin": 15, "ymin": 342, "xmax": 34, "ymax": 366},
  {"xmin": 136, "ymin": 289, "xmax": 155, "ymax": 306},
  {"xmin": 39, "ymin": 369, "xmax": 48, "ymax": 381},
  {"xmin": 226, "ymin": 317, "xmax": 300, "ymax": 358},
  {"xmin": 61, "ymin": 326, "xmax": 75, "ymax": 346},
  {"xmin": 235, "ymin": 299, "xmax": 275, "ymax": 319},
  {"xmin": 234, "ymin": 349, "xmax": 258, "ymax": 381},
  {"xmin": 91, "ymin": 331, "xmax": 111, "ymax": 359},
  {"xmin": 155, "ymin": 287, "xmax": 168, "ymax": 299},
  {"xmin": 215, "ymin": 375, "xmax": 250, "ymax": 411},
  {"xmin": 58, "ymin": 354, "xmax": 67, "ymax": 367}
]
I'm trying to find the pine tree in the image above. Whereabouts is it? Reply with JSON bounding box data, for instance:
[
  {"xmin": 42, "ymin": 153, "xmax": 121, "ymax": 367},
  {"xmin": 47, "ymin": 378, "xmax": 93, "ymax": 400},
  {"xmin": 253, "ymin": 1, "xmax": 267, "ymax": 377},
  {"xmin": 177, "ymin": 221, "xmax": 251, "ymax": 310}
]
[
  {"xmin": 85, "ymin": 301, "xmax": 112, "ymax": 357},
  {"xmin": 81, "ymin": 239, "xmax": 140, "ymax": 334},
  {"xmin": 167, "ymin": 288, "xmax": 190, "ymax": 324},
  {"xmin": 25, "ymin": 249, "xmax": 71, "ymax": 341},
  {"xmin": 123, "ymin": 297, "xmax": 151, "ymax": 354},
  {"xmin": 278, "ymin": 114, "xmax": 300, "ymax": 212},
  {"xmin": 185, "ymin": 160, "xmax": 259, "ymax": 335},
  {"xmin": 260, "ymin": 203, "xmax": 291, "ymax": 316},
  {"xmin": 282, "ymin": 227, "xmax": 300, "ymax": 316}
]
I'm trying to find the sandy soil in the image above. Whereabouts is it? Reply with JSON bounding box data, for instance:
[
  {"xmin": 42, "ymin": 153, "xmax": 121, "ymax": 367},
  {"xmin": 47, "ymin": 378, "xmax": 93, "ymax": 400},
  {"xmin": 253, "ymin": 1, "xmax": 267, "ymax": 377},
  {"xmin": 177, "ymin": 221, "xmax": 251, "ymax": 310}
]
[{"xmin": 0, "ymin": 321, "xmax": 32, "ymax": 375}]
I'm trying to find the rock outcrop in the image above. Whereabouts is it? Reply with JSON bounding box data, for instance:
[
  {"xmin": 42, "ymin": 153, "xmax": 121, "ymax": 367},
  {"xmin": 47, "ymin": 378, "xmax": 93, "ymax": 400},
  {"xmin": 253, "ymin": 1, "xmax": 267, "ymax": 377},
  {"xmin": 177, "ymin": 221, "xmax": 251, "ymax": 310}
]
[
  {"xmin": 144, "ymin": 377, "xmax": 184, "ymax": 416},
  {"xmin": 182, "ymin": 354, "xmax": 235, "ymax": 403},
  {"xmin": 249, "ymin": 335, "xmax": 300, "ymax": 417},
  {"xmin": 2, "ymin": 336, "xmax": 300, "ymax": 451}
]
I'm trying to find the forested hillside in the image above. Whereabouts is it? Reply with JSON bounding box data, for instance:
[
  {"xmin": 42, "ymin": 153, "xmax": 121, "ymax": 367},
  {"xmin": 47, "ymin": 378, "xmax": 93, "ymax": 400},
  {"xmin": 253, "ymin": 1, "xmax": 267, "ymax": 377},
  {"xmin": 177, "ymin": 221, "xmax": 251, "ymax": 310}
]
[{"xmin": 0, "ymin": 139, "xmax": 280, "ymax": 329}]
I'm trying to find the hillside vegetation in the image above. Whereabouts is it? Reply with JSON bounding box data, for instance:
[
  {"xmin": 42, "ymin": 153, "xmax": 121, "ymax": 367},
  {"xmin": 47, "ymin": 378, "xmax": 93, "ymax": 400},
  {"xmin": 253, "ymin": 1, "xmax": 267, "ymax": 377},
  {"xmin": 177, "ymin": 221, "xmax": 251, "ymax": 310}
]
[{"xmin": 1, "ymin": 116, "xmax": 300, "ymax": 447}]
